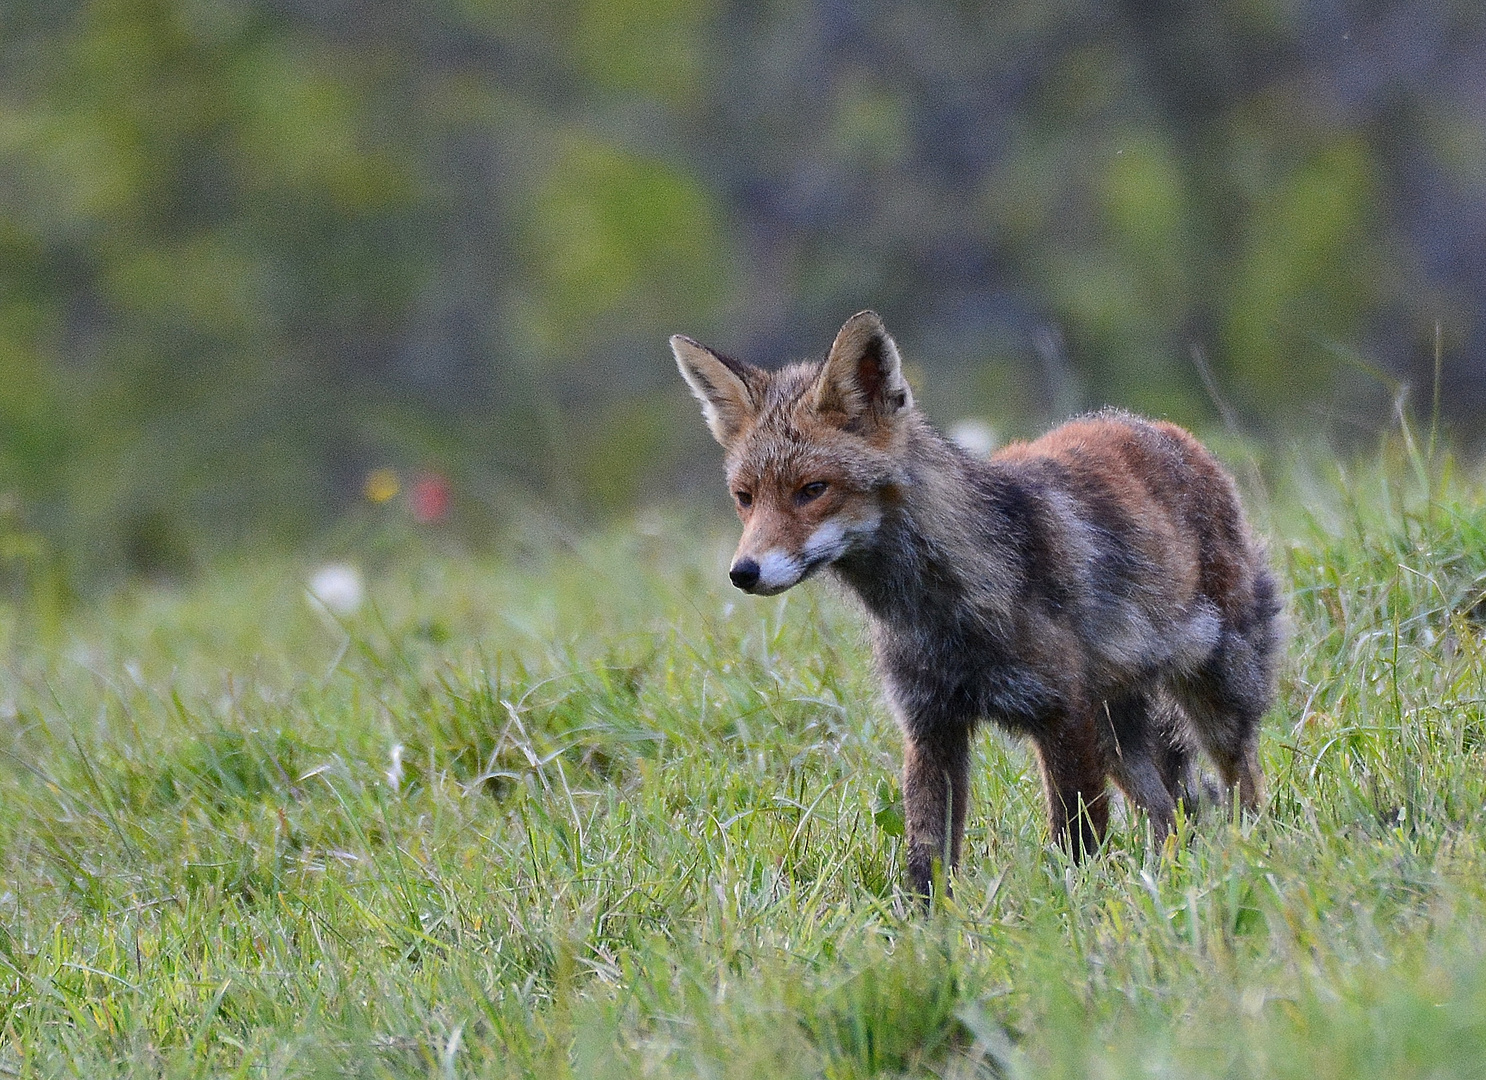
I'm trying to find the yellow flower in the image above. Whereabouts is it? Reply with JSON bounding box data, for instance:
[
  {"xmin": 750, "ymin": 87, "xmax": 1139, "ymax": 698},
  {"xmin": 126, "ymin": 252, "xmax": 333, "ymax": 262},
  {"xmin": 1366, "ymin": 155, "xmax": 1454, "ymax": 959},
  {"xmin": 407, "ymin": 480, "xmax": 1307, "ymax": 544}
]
[{"xmin": 364, "ymin": 468, "xmax": 400, "ymax": 504}]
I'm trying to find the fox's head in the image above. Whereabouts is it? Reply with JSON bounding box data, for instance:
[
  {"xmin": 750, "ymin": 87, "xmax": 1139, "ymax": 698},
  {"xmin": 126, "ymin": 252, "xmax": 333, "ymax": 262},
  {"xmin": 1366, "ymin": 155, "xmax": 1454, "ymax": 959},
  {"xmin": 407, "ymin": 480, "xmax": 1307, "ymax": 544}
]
[{"xmin": 672, "ymin": 310, "xmax": 916, "ymax": 595}]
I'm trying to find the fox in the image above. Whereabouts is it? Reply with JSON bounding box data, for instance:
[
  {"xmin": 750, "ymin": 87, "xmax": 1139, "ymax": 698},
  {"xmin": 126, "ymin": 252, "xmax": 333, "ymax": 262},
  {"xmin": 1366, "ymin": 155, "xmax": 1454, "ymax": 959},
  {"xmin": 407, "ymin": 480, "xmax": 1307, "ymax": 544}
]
[{"xmin": 672, "ymin": 310, "xmax": 1282, "ymax": 897}]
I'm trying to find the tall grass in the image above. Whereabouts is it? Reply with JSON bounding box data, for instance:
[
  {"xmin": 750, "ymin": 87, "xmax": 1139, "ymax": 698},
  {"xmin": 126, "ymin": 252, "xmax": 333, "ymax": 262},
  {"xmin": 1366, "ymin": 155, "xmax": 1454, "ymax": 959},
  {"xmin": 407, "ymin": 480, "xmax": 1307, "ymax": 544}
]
[{"xmin": 4, "ymin": 441, "xmax": 1486, "ymax": 1077}]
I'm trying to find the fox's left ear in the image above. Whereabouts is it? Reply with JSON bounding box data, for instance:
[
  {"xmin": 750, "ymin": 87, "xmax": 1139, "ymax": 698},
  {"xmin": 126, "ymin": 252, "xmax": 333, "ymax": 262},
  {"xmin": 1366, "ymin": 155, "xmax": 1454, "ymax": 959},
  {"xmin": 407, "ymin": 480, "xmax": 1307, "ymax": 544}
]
[{"xmin": 813, "ymin": 310, "xmax": 914, "ymax": 428}]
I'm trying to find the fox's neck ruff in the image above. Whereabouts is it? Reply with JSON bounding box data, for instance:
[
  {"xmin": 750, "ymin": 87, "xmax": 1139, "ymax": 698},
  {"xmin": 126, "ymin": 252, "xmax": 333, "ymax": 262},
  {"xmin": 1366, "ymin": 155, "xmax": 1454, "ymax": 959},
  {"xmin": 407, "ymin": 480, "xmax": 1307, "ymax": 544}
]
[{"xmin": 831, "ymin": 422, "xmax": 1019, "ymax": 633}]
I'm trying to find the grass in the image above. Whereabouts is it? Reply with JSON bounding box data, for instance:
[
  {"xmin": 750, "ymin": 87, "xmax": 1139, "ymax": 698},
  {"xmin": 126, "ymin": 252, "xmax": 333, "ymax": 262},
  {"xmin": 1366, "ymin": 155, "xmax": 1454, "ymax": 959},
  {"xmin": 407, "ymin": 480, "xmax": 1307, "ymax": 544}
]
[{"xmin": 6, "ymin": 442, "xmax": 1486, "ymax": 1077}]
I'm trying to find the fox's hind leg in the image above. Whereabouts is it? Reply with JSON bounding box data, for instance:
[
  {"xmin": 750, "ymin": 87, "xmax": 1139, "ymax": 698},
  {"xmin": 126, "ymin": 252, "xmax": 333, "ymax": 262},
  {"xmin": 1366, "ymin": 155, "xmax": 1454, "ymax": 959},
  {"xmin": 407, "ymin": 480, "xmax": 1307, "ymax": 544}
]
[
  {"xmin": 1178, "ymin": 693, "xmax": 1263, "ymax": 813},
  {"xmin": 1150, "ymin": 690, "xmax": 1201, "ymax": 811},
  {"xmin": 1098, "ymin": 691, "xmax": 1178, "ymax": 844},
  {"xmin": 1168, "ymin": 602, "xmax": 1279, "ymax": 814}
]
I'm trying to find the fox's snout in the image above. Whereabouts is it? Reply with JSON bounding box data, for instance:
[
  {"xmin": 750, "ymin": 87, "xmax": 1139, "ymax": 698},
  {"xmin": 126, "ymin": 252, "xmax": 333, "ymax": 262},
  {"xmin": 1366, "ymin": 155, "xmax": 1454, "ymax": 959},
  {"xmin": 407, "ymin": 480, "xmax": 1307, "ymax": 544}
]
[
  {"xmin": 728, "ymin": 558, "xmax": 761, "ymax": 591},
  {"xmin": 728, "ymin": 515, "xmax": 870, "ymax": 595},
  {"xmin": 727, "ymin": 548, "xmax": 805, "ymax": 596}
]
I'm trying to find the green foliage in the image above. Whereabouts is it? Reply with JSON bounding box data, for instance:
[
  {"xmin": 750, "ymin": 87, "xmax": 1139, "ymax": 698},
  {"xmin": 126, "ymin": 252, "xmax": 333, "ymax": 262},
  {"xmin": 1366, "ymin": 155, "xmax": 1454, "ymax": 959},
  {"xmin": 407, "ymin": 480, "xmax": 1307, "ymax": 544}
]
[
  {"xmin": 523, "ymin": 134, "xmax": 729, "ymax": 353},
  {"xmin": 4, "ymin": 449, "xmax": 1486, "ymax": 1075},
  {"xmin": 5, "ymin": 0, "xmax": 1479, "ymax": 572},
  {"xmin": 1226, "ymin": 136, "xmax": 1383, "ymax": 403},
  {"xmin": 804, "ymin": 938, "xmax": 968, "ymax": 1077},
  {"xmin": 0, "ymin": 0, "xmax": 433, "ymax": 568},
  {"xmin": 572, "ymin": 0, "xmax": 716, "ymax": 104}
]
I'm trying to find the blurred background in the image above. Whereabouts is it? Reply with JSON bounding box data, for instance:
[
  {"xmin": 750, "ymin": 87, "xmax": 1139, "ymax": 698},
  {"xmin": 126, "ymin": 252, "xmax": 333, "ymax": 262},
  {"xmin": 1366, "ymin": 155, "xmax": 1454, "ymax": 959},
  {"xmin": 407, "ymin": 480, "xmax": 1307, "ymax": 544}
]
[{"xmin": 2, "ymin": 0, "xmax": 1484, "ymax": 585}]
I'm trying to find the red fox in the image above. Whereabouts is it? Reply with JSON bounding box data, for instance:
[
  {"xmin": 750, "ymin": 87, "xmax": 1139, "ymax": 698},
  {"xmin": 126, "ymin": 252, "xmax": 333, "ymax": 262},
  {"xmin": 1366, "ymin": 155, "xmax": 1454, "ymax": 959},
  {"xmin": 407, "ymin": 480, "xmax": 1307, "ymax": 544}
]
[{"xmin": 673, "ymin": 310, "xmax": 1281, "ymax": 897}]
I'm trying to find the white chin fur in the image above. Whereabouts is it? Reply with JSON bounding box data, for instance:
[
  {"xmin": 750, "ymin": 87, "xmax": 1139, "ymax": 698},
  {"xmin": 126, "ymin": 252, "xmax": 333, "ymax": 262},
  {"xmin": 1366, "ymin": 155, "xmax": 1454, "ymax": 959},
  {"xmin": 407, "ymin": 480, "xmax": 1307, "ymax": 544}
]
[{"xmin": 754, "ymin": 550, "xmax": 805, "ymax": 594}]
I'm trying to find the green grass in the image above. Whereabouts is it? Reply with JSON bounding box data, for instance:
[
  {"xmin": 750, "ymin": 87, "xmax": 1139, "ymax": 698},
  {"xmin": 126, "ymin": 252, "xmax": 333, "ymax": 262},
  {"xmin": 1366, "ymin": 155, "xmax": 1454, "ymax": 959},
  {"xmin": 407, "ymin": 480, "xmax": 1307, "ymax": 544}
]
[{"xmin": 6, "ymin": 446, "xmax": 1486, "ymax": 1077}]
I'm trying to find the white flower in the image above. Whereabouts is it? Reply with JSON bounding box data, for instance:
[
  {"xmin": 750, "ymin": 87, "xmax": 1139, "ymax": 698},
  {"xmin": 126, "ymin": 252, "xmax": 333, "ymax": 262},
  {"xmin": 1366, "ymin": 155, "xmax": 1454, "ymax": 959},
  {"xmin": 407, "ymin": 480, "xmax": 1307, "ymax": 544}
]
[
  {"xmin": 948, "ymin": 419, "xmax": 997, "ymax": 457},
  {"xmin": 387, "ymin": 743, "xmax": 405, "ymax": 791},
  {"xmin": 306, "ymin": 563, "xmax": 365, "ymax": 617}
]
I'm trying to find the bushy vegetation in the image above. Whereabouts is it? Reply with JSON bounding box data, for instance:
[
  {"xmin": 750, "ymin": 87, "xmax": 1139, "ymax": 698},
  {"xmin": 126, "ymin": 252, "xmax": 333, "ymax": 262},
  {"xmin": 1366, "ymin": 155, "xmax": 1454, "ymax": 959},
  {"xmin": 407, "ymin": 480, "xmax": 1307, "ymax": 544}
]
[
  {"xmin": 4, "ymin": 0, "xmax": 1483, "ymax": 568},
  {"xmin": 4, "ymin": 444, "xmax": 1486, "ymax": 1077}
]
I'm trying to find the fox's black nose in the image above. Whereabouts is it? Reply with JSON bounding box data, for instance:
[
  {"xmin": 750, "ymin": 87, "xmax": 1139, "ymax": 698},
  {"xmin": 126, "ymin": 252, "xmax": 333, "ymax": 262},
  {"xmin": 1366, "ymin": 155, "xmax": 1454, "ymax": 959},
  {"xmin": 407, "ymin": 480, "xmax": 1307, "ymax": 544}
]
[{"xmin": 729, "ymin": 559, "xmax": 760, "ymax": 591}]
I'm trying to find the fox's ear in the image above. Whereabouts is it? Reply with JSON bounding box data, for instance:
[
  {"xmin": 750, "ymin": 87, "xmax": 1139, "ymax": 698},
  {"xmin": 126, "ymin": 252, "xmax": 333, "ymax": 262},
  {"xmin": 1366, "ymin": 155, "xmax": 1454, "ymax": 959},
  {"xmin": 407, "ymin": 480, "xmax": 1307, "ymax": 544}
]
[
  {"xmin": 672, "ymin": 334, "xmax": 764, "ymax": 446},
  {"xmin": 812, "ymin": 310, "xmax": 914, "ymax": 428}
]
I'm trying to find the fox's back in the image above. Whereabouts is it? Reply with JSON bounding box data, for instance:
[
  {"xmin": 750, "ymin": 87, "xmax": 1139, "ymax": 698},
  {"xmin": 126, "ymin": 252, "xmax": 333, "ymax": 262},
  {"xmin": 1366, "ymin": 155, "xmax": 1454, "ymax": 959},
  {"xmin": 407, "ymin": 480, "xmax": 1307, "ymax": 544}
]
[
  {"xmin": 992, "ymin": 411, "xmax": 1262, "ymax": 613},
  {"xmin": 968, "ymin": 411, "xmax": 1271, "ymax": 694}
]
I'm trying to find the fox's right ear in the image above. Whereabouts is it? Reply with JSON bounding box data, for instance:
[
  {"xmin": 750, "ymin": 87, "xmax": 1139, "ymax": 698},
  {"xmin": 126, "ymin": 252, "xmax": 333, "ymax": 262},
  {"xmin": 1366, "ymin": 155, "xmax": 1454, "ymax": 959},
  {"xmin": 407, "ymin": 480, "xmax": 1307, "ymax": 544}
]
[{"xmin": 672, "ymin": 335, "xmax": 763, "ymax": 446}]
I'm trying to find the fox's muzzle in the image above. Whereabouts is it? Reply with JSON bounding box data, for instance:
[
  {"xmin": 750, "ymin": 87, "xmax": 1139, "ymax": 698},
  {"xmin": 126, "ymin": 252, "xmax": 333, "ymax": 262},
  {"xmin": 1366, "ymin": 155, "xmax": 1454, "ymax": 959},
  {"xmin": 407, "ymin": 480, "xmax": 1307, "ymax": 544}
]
[
  {"xmin": 729, "ymin": 548, "xmax": 812, "ymax": 595},
  {"xmin": 729, "ymin": 559, "xmax": 761, "ymax": 591},
  {"xmin": 729, "ymin": 514, "xmax": 876, "ymax": 595}
]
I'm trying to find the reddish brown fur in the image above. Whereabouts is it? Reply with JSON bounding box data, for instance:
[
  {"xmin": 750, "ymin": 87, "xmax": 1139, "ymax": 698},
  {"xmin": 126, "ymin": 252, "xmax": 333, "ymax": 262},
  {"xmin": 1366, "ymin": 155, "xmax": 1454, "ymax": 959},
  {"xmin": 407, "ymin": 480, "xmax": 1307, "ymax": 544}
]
[{"xmin": 675, "ymin": 312, "xmax": 1282, "ymax": 898}]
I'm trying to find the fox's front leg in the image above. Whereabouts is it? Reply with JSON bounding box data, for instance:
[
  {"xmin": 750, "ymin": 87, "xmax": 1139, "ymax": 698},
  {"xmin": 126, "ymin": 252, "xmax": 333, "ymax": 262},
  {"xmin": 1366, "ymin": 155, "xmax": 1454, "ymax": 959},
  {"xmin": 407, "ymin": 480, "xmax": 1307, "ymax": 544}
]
[{"xmin": 901, "ymin": 724, "xmax": 971, "ymax": 898}]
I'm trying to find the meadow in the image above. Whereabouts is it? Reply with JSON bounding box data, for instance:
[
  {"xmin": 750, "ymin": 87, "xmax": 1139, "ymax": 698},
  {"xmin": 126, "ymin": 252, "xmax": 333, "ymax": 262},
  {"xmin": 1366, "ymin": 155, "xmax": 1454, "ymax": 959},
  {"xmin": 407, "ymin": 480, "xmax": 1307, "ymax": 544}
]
[{"xmin": 5, "ymin": 440, "xmax": 1486, "ymax": 1078}]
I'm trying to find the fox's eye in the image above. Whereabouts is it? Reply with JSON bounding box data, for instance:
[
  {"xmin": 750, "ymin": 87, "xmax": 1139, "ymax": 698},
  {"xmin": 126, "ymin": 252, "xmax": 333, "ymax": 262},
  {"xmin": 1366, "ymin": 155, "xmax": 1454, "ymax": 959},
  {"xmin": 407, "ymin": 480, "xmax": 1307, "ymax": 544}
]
[
  {"xmin": 798, "ymin": 481, "xmax": 828, "ymax": 503},
  {"xmin": 735, "ymin": 490, "xmax": 753, "ymax": 508}
]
